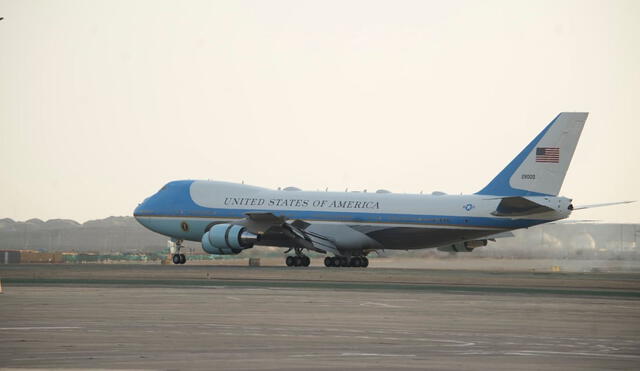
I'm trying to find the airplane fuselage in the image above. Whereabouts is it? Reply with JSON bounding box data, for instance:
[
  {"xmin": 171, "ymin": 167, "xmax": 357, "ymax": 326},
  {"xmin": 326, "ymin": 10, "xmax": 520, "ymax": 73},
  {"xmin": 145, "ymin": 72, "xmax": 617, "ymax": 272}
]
[{"xmin": 134, "ymin": 180, "xmax": 572, "ymax": 251}]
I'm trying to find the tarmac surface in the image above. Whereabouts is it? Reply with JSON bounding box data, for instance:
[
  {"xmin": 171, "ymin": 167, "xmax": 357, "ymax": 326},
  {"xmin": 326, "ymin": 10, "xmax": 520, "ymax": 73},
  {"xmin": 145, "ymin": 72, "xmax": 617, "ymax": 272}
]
[{"xmin": 1, "ymin": 264, "xmax": 640, "ymax": 370}]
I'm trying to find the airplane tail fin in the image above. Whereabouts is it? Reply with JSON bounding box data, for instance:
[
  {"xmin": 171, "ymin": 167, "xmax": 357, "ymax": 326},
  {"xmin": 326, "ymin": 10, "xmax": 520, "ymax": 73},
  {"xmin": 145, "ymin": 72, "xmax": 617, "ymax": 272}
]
[{"xmin": 476, "ymin": 112, "xmax": 588, "ymax": 197}]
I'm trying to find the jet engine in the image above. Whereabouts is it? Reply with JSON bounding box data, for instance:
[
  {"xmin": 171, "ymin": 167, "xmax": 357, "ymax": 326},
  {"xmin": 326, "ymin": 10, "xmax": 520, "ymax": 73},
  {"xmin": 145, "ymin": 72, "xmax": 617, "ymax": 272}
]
[
  {"xmin": 437, "ymin": 239, "xmax": 488, "ymax": 253},
  {"xmin": 201, "ymin": 223, "xmax": 259, "ymax": 255}
]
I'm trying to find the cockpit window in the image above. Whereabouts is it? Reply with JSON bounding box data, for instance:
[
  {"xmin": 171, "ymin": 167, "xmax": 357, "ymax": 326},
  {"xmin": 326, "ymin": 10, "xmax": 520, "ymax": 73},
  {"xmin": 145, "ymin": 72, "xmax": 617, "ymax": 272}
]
[{"xmin": 159, "ymin": 185, "xmax": 168, "ymax": 192}]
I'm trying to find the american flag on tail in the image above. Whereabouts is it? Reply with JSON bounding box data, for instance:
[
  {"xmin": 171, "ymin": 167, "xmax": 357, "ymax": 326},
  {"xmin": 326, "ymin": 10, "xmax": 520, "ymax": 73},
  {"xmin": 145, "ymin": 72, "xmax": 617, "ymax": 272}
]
[{"xmin": 536, "ymin": 147, "xmax": 560, "ymax": 163}]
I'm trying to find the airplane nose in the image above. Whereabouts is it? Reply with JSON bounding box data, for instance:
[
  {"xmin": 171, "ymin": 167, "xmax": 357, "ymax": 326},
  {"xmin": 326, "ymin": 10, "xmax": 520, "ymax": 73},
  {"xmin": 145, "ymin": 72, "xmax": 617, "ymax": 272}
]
[
  {"xmin": 133, "ymin": 198, "xmax": 149, "ymax": 217},
  {"xmin": 133, "ymin": 203, "xmax": 142, "ymax": 218}
]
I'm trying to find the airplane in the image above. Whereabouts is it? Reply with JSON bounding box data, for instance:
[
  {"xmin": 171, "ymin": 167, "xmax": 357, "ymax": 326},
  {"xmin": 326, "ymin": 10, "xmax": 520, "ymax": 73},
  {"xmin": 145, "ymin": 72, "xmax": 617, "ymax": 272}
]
[{"xmin": 134, "ymin": 112, "xmax": 633, "ymax": 267}]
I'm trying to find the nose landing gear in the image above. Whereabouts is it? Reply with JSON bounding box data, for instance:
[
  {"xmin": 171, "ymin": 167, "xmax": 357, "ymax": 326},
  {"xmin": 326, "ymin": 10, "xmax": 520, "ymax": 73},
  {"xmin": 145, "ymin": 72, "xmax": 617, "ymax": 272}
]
[
  {"xmin": 172, "ymin": 253, "xmax": 186, "ymax": 264},
  {"xmin": 170, "ymin": 239, "xmax": 186, "ymax": 265}
]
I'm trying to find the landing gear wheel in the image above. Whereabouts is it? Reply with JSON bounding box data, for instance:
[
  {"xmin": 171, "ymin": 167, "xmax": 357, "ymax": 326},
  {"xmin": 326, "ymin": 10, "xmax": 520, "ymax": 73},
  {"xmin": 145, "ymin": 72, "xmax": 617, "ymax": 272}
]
[
  {"xmin": 286, "ymin": 256, "xmax": 295, "ymax": 267},
  {"xmin": 333, "ymin": 257, "xmax": 342, "ymax": 267},
  {"xmin": 351, "ymin": 257, "xmax": 362, "ymax": 267},
  {"xmin": 324, "ymin": 257, "xmax": 332, "ymax": 267},
  {"xmin": 362, "ymin": 257, "xmax": 369, "ymax": 268},
  {"xmin": 170, "ymin": 239, "xmax": 185, "ymax": 265},
  {"xmin": 287, "ymin": 254, "xmax": 311, "ymax": 267}
]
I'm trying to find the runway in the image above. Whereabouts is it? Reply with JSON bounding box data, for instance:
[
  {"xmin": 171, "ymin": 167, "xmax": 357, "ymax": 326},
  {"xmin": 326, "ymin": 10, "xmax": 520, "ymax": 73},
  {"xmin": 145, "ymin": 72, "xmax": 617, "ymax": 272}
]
[{"xmin": 1, "ymin": 265, "xmax": 640, "ymax": 370}]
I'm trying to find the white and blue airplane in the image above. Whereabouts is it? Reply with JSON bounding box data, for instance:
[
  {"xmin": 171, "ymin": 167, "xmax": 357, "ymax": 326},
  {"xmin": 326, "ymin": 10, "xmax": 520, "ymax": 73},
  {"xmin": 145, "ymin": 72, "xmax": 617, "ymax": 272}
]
[{"xmin": 134, "ymin": 112, "xmax": 633, "ymax": 267}]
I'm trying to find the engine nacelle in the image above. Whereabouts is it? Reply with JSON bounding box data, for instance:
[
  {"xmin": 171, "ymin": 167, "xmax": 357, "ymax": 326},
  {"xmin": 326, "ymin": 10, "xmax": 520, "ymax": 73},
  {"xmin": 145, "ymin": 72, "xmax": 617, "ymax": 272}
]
[
  {"xmin": 437, "ymin": 239, "xmax": 488, "ymax": 253},
  {"xmin": 201, "ymin": 223, "xmax": 259, "ymax": 255}
]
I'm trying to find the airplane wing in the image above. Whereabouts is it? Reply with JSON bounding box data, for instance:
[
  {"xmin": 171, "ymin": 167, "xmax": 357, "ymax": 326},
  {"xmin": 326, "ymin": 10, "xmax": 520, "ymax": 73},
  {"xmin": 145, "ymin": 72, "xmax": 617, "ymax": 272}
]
[
  {"xmin": 245, "ymin": 212, "xmax": 285, "ymax": 222},
  {"xmin": 571, "ymin": 201, "xmax": 635, "ymax": 210},
  {"xmin": 240, "ymin": 212, "xmax": 339, "ymax": 254},
  {"xmin": 242, "ymin": 212, "xmax": 286, "ymax": 234},
  {"xmin": 485, "ymin": 231, "xmax": 515, "ymax": 240}
]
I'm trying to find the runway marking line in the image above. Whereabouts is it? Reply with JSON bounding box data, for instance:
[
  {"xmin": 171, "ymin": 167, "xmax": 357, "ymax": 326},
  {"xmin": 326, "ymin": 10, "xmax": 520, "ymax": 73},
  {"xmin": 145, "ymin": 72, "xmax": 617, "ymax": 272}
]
[
  {"xmin": 341, "ymin": 353, "xmax": 416, "ymax": 357},
  {"xmin": 505, "ymin": 350, "xmax": 640, "ymax": 359},
  {"xmin": 0, "ymin": 326, "xmax": 81, "ymax": 330},
  {"xmin": 360, "ymin": 301, "xmax": 405, "ymax": 308}
]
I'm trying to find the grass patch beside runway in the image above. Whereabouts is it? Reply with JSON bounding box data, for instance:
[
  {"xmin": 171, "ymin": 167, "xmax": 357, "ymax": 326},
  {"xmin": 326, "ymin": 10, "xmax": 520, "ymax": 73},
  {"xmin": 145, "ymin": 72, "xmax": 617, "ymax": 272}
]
[{"xmin": 4, "ymin": 277, "xmax": 640, "ymax": 298}]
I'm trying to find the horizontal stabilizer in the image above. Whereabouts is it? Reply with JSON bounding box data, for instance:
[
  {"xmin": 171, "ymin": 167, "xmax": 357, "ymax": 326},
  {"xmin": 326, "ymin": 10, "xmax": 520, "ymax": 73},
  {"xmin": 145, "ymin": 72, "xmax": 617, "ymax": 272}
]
[
  {"xmin": 491, "ymin": 196, "xmax": 555, "ymax": 217},
  {"xmin": 571, "ymin": 201, "xmax": 636, "ymax": 210}
]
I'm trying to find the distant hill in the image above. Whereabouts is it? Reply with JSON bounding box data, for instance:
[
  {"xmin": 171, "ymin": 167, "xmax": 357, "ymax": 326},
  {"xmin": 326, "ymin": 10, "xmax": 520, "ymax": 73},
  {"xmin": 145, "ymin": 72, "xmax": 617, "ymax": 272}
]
[{"xmin": 0, "ymin": 216, "xmax": 167, "ymax": 253}]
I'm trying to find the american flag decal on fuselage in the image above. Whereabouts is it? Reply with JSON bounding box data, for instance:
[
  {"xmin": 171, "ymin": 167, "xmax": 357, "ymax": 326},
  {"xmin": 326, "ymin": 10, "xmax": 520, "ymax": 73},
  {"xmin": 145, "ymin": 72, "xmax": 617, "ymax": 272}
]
[{"xmin": 536, "ymin": 147, "xmax": 560, "ymax": 163}]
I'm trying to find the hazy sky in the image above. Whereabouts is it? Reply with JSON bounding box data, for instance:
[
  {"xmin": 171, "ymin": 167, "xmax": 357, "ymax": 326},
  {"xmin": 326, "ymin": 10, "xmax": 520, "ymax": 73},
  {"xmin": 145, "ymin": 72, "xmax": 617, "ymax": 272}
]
[{"xmin": 1, "ymin": 0, "xmax": 639, "ymax": 223}]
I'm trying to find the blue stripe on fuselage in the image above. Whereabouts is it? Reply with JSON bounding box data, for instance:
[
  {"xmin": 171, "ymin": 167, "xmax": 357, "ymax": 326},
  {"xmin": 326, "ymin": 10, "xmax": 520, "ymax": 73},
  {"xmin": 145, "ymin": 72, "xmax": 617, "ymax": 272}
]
[
  {"xmin": 135, "ymin": 208, "xmax": 550, "ymax": 229},
  {"xmin": 133, "ymin": 180, "xmax": 552, "ymax": 230}
]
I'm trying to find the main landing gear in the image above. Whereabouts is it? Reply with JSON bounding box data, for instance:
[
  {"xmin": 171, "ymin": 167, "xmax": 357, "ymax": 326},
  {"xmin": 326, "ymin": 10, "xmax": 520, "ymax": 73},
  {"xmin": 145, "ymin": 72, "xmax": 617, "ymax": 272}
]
[
  {"xmin": 324, "ymin": 256, "xmax": 369, "ymax": 268},
  {"xmin": 171, "ymin": 240, "xmax": 186, "ymax": 265},
  {"xmin": 283, "ymin": 248, "xmax": 370, "ymax": 268},
  {"xmin": 285, "ymin": 255, "xmax": 311, "ymax": 267},
  {"xmin": 285, "ymin": 248, "xmax": 311, "ymax": 267}
]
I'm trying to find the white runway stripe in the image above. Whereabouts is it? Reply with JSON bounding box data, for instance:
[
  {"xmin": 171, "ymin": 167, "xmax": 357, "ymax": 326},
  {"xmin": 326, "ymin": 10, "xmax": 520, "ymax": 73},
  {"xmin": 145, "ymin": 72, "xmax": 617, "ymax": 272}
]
[{"xmin": 0, "ymin": 326, "xmax": 81, "ymax": 330}]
